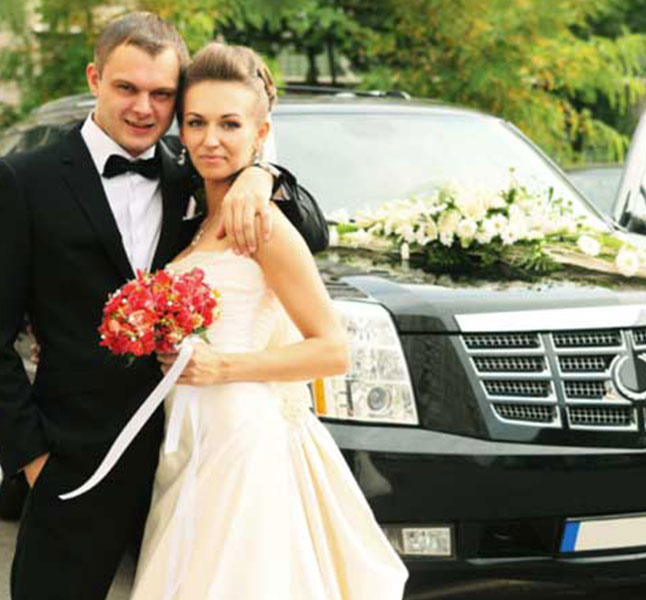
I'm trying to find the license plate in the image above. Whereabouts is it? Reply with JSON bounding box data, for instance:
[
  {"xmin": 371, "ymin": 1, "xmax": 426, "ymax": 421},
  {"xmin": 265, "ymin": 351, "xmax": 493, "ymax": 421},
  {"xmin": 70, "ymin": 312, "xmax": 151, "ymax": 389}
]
[{"xmin": 560, "ymin": 514, "xmax": 646, "ymax": 552}]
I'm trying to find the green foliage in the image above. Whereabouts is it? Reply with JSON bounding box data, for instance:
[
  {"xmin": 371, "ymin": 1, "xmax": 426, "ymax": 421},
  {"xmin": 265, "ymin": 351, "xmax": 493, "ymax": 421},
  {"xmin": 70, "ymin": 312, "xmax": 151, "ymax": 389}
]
[
  {"xmin": 0, "ymin": 102, "xmax": 20, "ymax": 129},
  {"xmin": 2, "ymin": 0, "xmax": 646, "ymax": 166},
  {"xmin": 215, "ymin": 0, "xmax": 375, "ymax": 84},
  {"xmin": 0, "ymin": 0, "xmax": 107, "ymax": 117}
]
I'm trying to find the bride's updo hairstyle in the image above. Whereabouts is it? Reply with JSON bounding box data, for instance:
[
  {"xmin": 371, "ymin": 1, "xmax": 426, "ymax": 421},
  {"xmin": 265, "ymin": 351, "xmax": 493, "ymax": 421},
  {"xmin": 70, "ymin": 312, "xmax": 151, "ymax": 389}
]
[{"xmin": 178, "ymin": 42, "xmax": 277, "ymax": 125}]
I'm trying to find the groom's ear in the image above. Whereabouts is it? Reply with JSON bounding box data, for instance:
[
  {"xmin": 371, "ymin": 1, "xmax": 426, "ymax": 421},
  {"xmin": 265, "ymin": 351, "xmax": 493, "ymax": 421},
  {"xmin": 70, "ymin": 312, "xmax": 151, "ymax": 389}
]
[{"xmin": 86, "ymin": 63, "xmax": 100, "ymax": 97}]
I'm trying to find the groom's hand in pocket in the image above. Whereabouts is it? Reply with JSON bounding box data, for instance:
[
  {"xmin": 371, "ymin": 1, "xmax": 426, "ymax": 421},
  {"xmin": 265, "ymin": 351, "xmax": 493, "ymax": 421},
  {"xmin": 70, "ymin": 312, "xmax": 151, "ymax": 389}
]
[{"xmin": 23, "ymin": 452, "xmax": 50, "ymax": 489}]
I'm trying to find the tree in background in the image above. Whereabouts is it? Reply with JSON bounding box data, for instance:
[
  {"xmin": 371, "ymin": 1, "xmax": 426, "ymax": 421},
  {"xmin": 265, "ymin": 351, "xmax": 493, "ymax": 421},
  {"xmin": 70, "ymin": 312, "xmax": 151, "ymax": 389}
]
[
  {"xmin": 214, "ymin": 0, "xmax": 375, "ymax": 85},
  {"xmin": 0, "ymin": 0, "xmax": 110, "ymax": 122}
]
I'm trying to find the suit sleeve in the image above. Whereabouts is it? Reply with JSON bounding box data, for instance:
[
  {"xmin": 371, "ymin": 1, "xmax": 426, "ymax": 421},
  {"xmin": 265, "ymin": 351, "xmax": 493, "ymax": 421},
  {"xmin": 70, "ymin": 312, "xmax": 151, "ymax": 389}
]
[
  {"xmin": 0, "ymin": 159, "xmax": 48, "ymax": 476},
  {"xmin": 270, "ymin": 164, "xmax": 329, "ymax": 254}
]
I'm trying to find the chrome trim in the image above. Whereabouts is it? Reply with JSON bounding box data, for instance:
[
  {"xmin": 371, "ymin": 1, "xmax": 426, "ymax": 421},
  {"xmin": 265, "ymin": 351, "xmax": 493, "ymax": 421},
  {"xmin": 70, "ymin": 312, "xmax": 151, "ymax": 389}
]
[
  {"xmin": 566, "ymin": 406, "xmax": 638, "ymax": 432},
  {"xmin": 455, "ymin": 305, "xmax": 646, "ymax": 333},
  {"xmin": 491, "ymin": 402, "xmax": 561, "ymax": 429},
  {"xmin": 479, "ymin": 380, "xmax": 556, "ymax": 402},
  {"xmin": 459, "ymin": 336, "xmax": 545, "ymax": 356}
]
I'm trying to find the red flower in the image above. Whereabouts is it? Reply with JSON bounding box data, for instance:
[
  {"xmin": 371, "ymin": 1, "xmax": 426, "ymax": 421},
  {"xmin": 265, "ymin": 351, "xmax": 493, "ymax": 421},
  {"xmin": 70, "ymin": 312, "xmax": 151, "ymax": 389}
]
[{"xmin": 98, "ymin": 267, "xmax": 220, "ymax": 363}]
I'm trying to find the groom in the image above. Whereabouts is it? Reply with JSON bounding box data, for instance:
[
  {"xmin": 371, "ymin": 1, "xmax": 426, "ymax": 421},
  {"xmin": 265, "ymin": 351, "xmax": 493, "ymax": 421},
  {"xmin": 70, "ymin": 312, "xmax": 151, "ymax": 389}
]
[{"xmin": 0, "ymin": 11, "xmax": 327, "ymax": 600}]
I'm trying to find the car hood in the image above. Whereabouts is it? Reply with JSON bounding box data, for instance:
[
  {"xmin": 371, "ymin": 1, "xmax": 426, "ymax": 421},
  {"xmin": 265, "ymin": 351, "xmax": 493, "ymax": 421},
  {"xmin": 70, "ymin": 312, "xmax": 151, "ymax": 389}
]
[{"xmin": 317, "ymin": 250, "xmax": 646, "ymax": 334}]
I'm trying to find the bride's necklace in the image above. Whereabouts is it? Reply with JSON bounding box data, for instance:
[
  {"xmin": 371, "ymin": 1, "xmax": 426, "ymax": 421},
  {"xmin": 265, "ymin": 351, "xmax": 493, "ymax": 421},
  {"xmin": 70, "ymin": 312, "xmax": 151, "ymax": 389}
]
[{"xmin": 190, "ymin": 217, "xmax": 214, "ymax": 248}]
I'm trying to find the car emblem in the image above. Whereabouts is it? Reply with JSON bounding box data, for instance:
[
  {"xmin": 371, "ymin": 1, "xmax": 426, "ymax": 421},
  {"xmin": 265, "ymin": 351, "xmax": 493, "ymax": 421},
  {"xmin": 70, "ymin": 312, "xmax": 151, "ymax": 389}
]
[{"xmin": 610, "ymin": 352, "xmax": 646, "ymax": 401}]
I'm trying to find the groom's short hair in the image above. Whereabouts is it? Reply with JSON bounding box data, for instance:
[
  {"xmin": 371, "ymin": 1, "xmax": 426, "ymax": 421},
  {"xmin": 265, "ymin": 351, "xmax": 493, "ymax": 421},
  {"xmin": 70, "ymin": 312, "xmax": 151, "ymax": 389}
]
[{"xmin": 94, "ymin": 12, "xmax": 189, "ymax": 75}]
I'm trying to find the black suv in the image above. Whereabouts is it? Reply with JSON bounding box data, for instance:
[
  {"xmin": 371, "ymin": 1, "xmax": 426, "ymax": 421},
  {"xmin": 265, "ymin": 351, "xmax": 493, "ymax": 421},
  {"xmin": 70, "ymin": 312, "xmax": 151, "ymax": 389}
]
[{"xmin": 4, "ymin": 92, "xmax": 646, "ymax": 591}]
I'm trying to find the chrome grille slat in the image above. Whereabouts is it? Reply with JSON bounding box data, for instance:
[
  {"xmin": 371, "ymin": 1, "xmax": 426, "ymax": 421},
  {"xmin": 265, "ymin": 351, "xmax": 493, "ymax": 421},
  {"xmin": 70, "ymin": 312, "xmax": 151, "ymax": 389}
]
[
  {"xmin": 552, "ymin": 330, "xmax": 622, "ymax": 348},
  {"xmin": 463, "ymin": 333, "xmax": 540, "ymax": 350},
  {"xmin": 479, "ymin": 372, "xmax": 553, "ymax": 381},
  {"xmin": 559, "ymin": 355, "xmax": 613, "ymax": 373},
  {"xmin": 483, "ymin": 379, "xmax": 552, "ymax": 398},
  {"xmin": 494, "ymin": 403, "xmax": 557, "ymax": 424},
  {"xmin": 563, "ymin": 380, "xmax": 609, "ymax": 400},
  {"xmin": 567, "ymin": 406, "xmax": 636, "ymax": 429},
  {"xmin": 473, "ymin": 356, "xmax": 546, "ymax": 373}
]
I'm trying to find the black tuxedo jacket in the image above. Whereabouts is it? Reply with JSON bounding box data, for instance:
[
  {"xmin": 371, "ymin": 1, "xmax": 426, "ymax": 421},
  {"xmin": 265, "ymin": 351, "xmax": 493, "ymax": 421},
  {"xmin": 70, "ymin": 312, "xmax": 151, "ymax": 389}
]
[{"xmin": 0, "ymin": 127, "xmax": 328, "ymax": 477}]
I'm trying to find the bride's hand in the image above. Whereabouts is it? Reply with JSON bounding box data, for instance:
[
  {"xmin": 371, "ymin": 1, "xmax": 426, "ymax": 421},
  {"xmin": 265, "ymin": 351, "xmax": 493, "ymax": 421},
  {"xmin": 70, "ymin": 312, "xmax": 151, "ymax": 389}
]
[{"xmin": 157, "ymin": 341, "xmax": 226, "ymax": 385}]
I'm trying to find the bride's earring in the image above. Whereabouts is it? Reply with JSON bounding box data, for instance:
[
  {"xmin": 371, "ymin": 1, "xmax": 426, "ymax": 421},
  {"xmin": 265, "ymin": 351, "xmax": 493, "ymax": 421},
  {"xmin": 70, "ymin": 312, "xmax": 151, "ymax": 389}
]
[
  {"xmin": 251, "ymin": 147, "xmax": 259, "ymax": 163},
  {"xmin": 177, "ymin": 147, "xmax": 187, "ymax": 166}
]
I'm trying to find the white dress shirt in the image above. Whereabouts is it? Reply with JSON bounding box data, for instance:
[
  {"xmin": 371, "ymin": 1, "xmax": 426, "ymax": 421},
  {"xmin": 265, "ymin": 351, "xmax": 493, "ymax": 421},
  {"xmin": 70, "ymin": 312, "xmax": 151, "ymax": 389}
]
[{"xmin": 81, "ymin": 115, "xmax": 163, "ymax": 273}]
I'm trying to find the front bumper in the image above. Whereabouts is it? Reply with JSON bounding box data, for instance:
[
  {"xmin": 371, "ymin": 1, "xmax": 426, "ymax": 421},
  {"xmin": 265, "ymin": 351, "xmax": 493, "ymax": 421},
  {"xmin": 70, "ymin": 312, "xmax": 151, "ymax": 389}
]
[{"xmin": 326, "ymin": 422, "xmax": 646, "ymax": 581}]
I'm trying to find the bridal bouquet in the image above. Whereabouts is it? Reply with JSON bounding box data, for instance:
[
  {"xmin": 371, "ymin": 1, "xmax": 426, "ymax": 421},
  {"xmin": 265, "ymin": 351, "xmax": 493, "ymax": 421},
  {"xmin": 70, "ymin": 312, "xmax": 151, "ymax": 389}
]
[
  {"xmin": 59, "ymin": 268, "xmax": 220, "ymax": 501},
  {"xmin": 99, "ymin": 268, "xmax": 220, "ymax": 363}
]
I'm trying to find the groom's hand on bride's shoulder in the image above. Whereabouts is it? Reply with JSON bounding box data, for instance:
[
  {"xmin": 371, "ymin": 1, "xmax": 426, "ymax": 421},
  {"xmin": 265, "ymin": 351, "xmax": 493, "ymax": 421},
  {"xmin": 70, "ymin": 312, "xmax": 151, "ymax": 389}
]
[
  {"xmin": 23, "ymin": 452, "xmax": 50, "ymax": 488},
  {"xmin": 215, "ymin": 166, "xmax": 274, "ymax": 256}
]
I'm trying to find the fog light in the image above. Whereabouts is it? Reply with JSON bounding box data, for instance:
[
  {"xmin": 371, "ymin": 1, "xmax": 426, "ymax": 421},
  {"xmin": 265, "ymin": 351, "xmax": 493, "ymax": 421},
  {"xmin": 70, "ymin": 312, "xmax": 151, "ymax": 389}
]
[{"xmin": 382, "ymin": 525, "xmax": 453, "ymax": 557}]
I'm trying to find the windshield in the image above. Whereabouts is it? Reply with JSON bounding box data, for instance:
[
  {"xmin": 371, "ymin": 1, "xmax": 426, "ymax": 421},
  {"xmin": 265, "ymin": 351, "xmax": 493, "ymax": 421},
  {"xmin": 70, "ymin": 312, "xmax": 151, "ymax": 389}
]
[{"xmin": 273, "ymin": 111, "xmax": 605, "ymax": 227}]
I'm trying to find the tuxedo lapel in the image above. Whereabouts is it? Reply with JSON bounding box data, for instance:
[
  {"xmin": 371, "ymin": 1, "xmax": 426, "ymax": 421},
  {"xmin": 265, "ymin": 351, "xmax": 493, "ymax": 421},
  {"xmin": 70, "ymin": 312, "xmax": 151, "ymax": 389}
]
[
  {"xmin": 60, "ymin": 128, "xmax": 135, "ymax": 281},
  {"xmin": 151, "ymin": 140, "xmax": 191, "ymax": 271}
]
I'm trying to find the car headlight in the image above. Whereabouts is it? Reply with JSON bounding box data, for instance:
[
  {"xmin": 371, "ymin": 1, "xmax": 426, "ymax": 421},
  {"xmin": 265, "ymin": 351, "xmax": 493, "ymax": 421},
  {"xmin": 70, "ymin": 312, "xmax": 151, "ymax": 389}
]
[{"xmin": 312, "ymin": 300, "xmax": 419, "ymax": 425}]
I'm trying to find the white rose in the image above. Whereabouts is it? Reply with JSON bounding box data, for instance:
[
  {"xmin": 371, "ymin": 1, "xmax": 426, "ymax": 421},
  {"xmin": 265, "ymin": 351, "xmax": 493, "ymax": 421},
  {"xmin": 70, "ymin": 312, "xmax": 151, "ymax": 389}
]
[
  {"xmin": 475, "ymin": 228, "xmax": 493, "ymax": 245},
  {"xmin": 439, "ymin": 230, "xmax": 455, "ymax": 247},
  {"xmin": 501, "ymin": 225, "xmax": 519, "ymax": 245},
  {"xmin": 485, "ymin": 193, "xmax": 506, "ymax": 210},
  {"xmin": 488, "ymin": 214, "xmax": 508, "ymax": 236},
  {"xmin": 397, "ymin": 224, "xmax": 416, "ymax": 244},
  {"xmin": 455, "ymin": 190, "xmax": 487, "ymax": 221},
  {"xmin": 576, "ymin": 235, "xmax": 601, "ymax": 257},
  {"xmin": 509, "ymin": 213, "xmax": 528, "ymax": 240},
  {"xmin": 354, "ymin": 209, "xmax": 374, "ymax": 228},
  {"xmin": 415, "ymin": 227, "xmax": 430, "ymax": 247},
  {"xmin": 456, "ymin": 218, "xmax": 477, "ymax": 241},
  {"xmin": 616, "ymin": 247, "xmax": 640, "ymax": 277},
  {"xmin": 424, "ymin": 218, "xmax": 439, "ymax": 241},
  {"xmin": 438, "ymin": 209, "xmax": 461, "ymax": 237}
]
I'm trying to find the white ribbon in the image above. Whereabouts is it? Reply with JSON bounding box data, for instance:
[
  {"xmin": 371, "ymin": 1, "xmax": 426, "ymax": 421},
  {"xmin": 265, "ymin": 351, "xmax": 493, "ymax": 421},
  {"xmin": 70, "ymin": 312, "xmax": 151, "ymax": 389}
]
[
  {"xmin": 163, "ymin": 388, "xmax": 200, "ymax": 600},
  {"xmin": 59, "ymin": 337, "xmax": 198, "ymax": 501}
]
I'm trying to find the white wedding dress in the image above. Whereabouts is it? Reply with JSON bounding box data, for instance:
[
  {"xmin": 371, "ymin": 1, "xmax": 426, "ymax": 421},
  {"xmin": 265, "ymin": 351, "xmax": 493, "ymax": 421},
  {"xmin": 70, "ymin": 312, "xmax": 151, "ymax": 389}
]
[{"xmin": 130, "ymin": 250, "xmax": 408, "ymax": 600}]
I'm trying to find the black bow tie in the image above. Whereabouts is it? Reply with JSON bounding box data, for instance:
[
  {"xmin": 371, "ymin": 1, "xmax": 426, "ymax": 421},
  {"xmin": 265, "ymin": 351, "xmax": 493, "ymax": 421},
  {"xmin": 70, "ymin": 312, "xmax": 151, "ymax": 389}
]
[{"xmin": 103, "ymin": 154, "xmax": 161, "ymax": 180}]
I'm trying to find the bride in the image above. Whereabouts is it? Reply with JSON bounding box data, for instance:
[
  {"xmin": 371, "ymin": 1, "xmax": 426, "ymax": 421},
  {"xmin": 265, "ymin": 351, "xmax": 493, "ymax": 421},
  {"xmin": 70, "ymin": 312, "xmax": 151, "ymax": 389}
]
[{"xmin": 130, "ymin": 42, "xmax": 408, "ymax": 600}]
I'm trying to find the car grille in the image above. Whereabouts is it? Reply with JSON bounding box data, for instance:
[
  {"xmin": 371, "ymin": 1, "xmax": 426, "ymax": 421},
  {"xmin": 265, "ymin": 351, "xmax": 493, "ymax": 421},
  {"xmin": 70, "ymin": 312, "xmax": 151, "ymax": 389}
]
[{"xmin": 463, "ymin": 328, "xmax": 641, "ymax": 431}]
